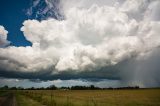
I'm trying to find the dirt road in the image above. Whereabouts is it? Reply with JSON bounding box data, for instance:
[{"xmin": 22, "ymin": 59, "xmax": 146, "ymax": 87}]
[{"xmin": 0, "ymin": 93, "xmax": 17, "ymax": 106}]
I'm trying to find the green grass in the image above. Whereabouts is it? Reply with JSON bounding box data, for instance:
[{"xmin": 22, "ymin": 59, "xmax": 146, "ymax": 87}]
[
  {"xmin": 15, "ymin": 93, "xmax": 44, "ymax": 106},
  {"xmin": 0, "ymin": 91, "xmax": 10, "ymax": 97},
  {"xmin": 17, "ymin": 89, "xmax": 160, "ymax": 106}
]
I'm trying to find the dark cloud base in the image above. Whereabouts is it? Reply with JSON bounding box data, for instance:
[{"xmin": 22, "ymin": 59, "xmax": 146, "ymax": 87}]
[{"xmin": 0, "ymin": 66, "xmax": 120, "ymax": 81}]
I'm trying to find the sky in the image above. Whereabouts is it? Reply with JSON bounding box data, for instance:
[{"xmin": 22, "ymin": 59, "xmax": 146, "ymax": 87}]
[
  {"xmin": 0, "ymin": 0, "xmax": 32, "ymax": 46},
  {"xmin": 0, "ymin": 0, "xmax": 160, "ymax": 88}
]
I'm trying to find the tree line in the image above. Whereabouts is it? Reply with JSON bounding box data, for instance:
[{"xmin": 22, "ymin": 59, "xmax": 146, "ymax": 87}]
[{"xmin": 0, "ymin": 85, "xmax": 140, "ymax": 90}]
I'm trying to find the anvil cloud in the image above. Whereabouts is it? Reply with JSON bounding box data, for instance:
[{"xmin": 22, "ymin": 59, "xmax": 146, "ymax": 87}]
[{"xmin": 0, "ymin": 0, "xmax": 160, "ymax": 87}]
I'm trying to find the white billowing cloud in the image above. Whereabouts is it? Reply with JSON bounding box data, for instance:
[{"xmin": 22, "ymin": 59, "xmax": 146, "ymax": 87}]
[
  {"xmin": 145, "ymin": 1, "xmax": 160, "ymax": 21},
  {"xmin": 0, "ymin": 26, "xmax": 10, "ymax": 47},
  {"xmin": 120, "ymin": 0, "xmax": 149, "ymax": 20},
  {"xmin": 0, "ymin": 46, "xmax": 55, "ymax": 72},
  {"xmin": 0, "ymin": 0, "xmax": 160, "ymax": 87},
  {"xmin": 0, "ymin": 26, "xmax": 8, "ymax": 39},
  {"xmin": 21, "ymin": 0, "xmax": 160, "ymax": 72}
]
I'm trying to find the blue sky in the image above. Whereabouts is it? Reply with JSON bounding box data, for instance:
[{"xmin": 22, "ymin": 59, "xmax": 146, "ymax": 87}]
[{"xmin": 0, "ymin": 0, "xmax": 32, "ymax": 46}]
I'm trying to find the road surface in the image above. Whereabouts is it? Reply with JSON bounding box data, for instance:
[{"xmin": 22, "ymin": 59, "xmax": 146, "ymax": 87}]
[{"xmin": 0, "ymin": 92, "xmax": 16, "ymax": 106}]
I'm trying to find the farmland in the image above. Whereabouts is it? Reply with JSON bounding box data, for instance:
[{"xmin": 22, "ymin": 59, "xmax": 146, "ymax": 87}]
[{"xmin": 0, "ymin": 89, "xmax": 160, "ymax": 106}]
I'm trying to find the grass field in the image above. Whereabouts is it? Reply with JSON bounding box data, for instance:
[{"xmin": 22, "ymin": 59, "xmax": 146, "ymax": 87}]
[
  {"xmin": 13, "ymin": 89, "xmax": 160, "ymax": 106},
  {"xmin": 0, "ymin": 89, "xmax": 160, "ymax": 106}
]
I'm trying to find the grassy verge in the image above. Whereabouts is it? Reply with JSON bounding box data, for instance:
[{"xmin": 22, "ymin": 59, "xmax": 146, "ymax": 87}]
[
  {"xmin": 0, "ymin": 90, "xmax": 10, "ymax": 97},
  {"xmin": 15, "ymin": 93, "xmax": 44, "ymax": 106}
]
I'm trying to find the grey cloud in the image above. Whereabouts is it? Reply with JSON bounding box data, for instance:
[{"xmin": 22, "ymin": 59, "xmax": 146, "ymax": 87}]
[
  {"xmin": 0, "ymin": 78, "xmax": 120, "ymax": 88},
  {"xmin": 26, "ymin": 0, "xmax": 63, "ymax": 20}
]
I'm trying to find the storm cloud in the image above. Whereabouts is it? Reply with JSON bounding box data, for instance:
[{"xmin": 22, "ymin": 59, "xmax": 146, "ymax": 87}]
[{"xmin": 0, "ymin": 0, "xmax": 160, "ymax": 87}]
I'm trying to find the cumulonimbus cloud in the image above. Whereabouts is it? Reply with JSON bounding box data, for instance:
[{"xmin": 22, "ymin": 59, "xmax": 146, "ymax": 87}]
[{"xmin": 0, "ymin": 0, "xmax": 160, "ymax": 87}]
